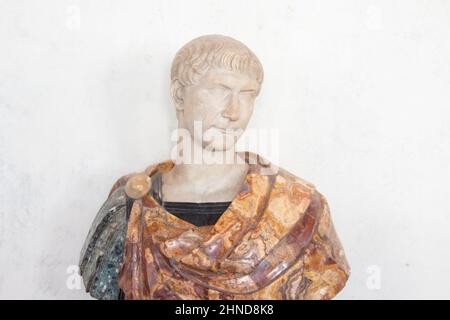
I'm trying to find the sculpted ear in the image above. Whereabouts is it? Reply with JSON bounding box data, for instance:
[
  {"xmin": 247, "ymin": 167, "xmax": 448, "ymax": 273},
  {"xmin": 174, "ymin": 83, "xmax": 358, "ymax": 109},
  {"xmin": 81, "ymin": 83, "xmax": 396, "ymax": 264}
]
[{"xmin": 170, "ymin": 80, "xmax": 185, "ymax": 111}]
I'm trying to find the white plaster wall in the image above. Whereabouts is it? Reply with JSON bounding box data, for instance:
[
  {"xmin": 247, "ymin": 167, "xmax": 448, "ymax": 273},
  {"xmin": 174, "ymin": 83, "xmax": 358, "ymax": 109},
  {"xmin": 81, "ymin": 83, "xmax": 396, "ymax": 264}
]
[{"xmin": 1, "ymin": 0, "xmax": 449, "ymax": 299}]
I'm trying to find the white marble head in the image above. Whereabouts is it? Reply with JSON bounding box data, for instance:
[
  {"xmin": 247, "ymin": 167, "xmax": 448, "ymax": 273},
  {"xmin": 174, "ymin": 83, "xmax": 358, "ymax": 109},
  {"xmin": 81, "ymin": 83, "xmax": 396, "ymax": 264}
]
[{"xmin": 170, "ymin": 35, "xmax": 264, "ymax": 151}]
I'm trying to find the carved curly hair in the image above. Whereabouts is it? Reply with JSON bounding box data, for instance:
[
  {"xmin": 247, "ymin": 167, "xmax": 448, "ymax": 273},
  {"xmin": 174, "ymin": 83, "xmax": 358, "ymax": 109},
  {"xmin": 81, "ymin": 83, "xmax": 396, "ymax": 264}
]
[{"xmin": 170, "ymin": 34, "xmax": 264, "ymax": 94}]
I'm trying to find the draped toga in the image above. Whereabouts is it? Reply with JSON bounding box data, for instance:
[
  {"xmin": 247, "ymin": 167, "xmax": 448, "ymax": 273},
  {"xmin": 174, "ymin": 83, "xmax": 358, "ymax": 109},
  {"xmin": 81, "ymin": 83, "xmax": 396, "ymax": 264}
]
[{"xmin": 79, "ymin": 153, "xmax": 349, "ymax": 300}]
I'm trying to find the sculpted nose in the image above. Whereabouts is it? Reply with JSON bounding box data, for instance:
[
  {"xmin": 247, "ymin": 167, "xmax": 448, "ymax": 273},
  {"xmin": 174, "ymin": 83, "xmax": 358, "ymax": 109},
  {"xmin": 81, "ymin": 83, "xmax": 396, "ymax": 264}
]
[{"xmin": 222, "ymin": 94, "xmax": 240, "ymax": 121}]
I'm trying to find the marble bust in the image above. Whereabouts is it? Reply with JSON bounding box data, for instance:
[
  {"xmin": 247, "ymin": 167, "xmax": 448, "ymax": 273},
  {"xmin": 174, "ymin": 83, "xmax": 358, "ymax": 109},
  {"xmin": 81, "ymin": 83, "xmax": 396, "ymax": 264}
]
[{"xmin": 79, "ymin": 35, "xmax": 350, "ymax": 300}]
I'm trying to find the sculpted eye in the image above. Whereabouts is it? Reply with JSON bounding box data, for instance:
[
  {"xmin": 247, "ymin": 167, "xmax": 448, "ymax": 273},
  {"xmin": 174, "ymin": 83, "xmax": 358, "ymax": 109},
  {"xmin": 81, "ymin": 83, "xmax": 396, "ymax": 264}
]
[
  {"xmin": 208, "ymin": 85, "xmax": 230, "ymax": 97},
  {"xmin": 240, "ymin": 90, "xmax": 256, "ymax": 98},
  {"xmin": 208, "ymin": 86, "xmax": 231, "ymax": 99}
]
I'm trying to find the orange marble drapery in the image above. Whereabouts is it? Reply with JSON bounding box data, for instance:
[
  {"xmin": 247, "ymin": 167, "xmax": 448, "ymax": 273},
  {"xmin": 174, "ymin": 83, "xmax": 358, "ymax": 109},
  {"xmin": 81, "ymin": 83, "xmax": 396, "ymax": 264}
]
[{"xmin": 116, "ymin": 156, "xmax": 350, "ymax": 300}]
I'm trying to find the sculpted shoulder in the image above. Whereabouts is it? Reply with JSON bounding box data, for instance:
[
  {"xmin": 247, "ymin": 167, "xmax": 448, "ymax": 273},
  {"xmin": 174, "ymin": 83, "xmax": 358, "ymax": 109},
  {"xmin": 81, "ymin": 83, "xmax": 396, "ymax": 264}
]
[{"xmin": 78, "ymin": 168, "xmax": 148, "ymax": 300}]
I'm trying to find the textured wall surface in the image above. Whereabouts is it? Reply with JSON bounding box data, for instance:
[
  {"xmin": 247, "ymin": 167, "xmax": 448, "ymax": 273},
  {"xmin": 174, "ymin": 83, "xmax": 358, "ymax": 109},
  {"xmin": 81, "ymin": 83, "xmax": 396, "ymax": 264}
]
[{"xmin": 1, "ymin": 0, "xmax": 450, "ymax": 299}]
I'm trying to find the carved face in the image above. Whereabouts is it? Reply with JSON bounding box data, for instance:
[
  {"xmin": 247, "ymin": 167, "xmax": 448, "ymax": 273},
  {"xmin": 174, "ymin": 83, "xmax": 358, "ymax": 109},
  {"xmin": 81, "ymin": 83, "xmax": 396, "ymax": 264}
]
[{"xmin": 175, "ymin": 67, "xmax": 260, "ymax": 151}]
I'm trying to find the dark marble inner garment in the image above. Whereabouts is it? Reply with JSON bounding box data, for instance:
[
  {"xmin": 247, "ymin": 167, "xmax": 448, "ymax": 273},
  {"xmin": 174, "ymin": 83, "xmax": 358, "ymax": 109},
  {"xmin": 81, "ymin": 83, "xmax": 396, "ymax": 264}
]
[{"xmin": 150, "ymin": 171, "xmax": 231, "ymax": 226}]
